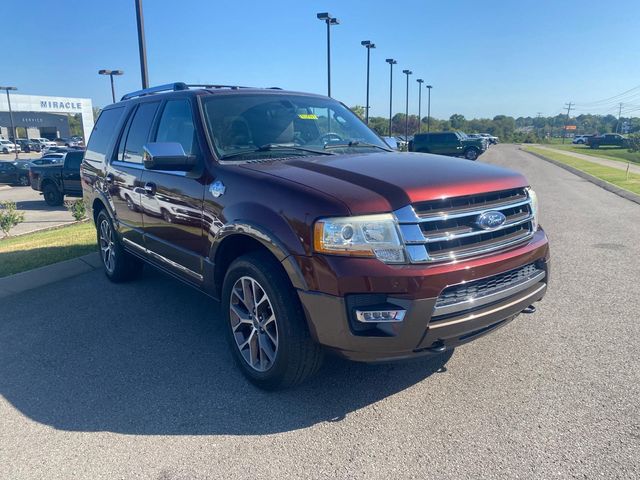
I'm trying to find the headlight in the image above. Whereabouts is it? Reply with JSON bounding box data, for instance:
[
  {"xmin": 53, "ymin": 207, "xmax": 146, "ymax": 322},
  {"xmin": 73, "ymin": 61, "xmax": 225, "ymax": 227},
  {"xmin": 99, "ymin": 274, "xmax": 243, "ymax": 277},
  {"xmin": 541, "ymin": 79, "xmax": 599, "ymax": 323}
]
[
  {"xmin": 314, "ymin": 213, "xmax": 405, "ymax": 263},
  {"xmin": 526, "ymin": 187, "xmax": 539, "ymax": 230}
]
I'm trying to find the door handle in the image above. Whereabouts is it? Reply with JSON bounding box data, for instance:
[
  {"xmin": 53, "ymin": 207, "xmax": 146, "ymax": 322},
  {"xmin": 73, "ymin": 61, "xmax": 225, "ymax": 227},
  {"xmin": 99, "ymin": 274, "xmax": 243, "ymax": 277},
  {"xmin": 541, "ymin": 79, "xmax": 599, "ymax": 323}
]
[
  {"xmin": 144, "ymin": 182, "xmax": 157, "ymax": 195},
  {"xmin": 105, "ymin": 173, "xmax": 114, "ymax": 184}
]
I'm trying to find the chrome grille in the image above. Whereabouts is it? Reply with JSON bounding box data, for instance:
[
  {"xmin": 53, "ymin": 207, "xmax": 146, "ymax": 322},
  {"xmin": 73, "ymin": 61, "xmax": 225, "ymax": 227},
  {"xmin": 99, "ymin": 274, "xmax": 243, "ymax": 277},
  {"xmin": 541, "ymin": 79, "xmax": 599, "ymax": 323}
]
[
  {"xmin": 433, "ymin": 263, "xmax": 545, "ymax": 318},
  {"xmin": 396, "ymin": 188, "xmax": 535, "ymax": 263}
]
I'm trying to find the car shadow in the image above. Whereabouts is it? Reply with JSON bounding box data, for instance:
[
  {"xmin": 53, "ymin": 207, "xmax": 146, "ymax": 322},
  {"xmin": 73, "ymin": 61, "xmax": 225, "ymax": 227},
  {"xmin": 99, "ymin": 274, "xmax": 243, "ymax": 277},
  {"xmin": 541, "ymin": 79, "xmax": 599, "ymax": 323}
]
[
  {"xmin": 14, "ymin": 199, "xmax": 68, "ymax": 212},
  {"xmin": 0, "ymin": 266, "xmax": 452, "ymax": 436}
]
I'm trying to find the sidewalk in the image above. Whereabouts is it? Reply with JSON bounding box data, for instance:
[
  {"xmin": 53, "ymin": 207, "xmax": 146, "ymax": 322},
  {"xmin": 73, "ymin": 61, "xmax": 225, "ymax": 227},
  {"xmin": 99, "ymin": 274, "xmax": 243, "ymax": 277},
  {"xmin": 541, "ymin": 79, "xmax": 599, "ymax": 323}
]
[{"xmin": 533, "ymin": 145, "xmax": 640, "ymax": 175}]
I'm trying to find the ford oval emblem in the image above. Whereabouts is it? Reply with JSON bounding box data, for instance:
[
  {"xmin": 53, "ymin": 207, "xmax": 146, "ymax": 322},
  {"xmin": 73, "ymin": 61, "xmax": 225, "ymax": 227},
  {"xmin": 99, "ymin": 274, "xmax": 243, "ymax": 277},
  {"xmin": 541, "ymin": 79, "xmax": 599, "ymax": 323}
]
[{"xmin": 476, "ymin": 211, "xmax": 507, "ymax": 230}]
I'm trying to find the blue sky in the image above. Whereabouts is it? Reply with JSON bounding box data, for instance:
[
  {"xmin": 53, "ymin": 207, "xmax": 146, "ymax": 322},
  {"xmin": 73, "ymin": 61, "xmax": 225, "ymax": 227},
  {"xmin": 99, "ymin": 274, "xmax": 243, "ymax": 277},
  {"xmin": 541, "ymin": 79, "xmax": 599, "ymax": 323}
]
[{"xmin": 3, "ymin": 0, "xmax": 639, "ymax": 119}]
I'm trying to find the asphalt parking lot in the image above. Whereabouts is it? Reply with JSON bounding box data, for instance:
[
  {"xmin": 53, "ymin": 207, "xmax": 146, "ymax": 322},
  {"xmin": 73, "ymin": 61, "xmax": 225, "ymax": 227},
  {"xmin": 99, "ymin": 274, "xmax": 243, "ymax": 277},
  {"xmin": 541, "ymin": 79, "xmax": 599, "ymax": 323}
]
[
  {"xmin": 1, "ymin": 144, "xmax": 639, "ymax": 479},
  {"xmin": 0, "ymin": 184, "xmax": 75, "ymax": 238}
]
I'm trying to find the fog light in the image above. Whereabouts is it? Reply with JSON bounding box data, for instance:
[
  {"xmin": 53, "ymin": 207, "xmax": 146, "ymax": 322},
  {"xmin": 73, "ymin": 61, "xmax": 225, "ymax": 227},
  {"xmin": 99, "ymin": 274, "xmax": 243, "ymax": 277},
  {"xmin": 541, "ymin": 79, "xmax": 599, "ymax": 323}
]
[{"xmin": 355, "ymin": 308, "xmax": 406, "ymax": 323}]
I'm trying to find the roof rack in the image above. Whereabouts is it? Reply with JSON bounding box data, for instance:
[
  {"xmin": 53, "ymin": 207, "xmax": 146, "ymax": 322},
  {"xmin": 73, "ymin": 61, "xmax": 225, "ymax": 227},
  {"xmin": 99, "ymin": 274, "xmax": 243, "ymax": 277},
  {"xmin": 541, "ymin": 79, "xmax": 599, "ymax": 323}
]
[
  {"xmin": 120, "ymin": 83, "xmax": 279, "ymax": 101},
  {"xmin": 120, "ymin": 82, "xmax": 188, "ymax": 101}
]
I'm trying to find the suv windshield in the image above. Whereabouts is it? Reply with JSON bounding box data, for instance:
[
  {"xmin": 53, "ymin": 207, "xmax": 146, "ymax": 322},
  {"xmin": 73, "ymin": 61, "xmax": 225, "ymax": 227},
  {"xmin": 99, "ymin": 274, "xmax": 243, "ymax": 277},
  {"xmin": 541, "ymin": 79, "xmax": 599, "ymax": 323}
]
[{"xmin": 201, "ymin": 93, "xmax": 389, "ymax": 160}]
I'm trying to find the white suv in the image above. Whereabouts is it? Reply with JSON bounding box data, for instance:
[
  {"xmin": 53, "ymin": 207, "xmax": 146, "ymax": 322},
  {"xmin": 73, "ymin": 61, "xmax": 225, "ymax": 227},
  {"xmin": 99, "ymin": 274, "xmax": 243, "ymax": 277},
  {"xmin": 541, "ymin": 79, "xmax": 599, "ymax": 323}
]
[{"xmin": 0, "ymin": 140, "xmax": 20, "ymax": 153}]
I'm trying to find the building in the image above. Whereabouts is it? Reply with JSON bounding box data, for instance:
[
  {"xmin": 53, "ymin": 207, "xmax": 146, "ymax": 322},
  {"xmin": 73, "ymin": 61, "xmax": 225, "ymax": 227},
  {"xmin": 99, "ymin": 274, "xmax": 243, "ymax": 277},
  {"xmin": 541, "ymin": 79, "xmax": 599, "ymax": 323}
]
[{"xmin": 0, "ymin": 93, "xmax": 94, "ymax": 141}]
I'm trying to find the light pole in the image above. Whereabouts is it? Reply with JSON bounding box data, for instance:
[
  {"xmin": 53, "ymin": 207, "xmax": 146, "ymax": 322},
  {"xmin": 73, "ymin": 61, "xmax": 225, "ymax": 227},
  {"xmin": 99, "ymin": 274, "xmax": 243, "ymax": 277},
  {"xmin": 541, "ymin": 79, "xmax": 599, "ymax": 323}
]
[
  {"xmin": 317, "ymin": 12, "xmax": 340, "ymax": 97},
  {"xmin": 135, "ymin": 0, "xmax": 149, "ymax": 88},
  {"xmin": 361, "ymin": 40, "xmax": 375, "ymax": 124},
  {"xmin": 98, "ymin": 70, "xmax": 124, "ymax": 103},
  {"xmin": 426, "ymin": 85, "xmax": 433, "ymax": 132},
  {"xmin": 386, "ymin": 58, "xmax": 397, "ymax": 136},
  {"xmin": 0, "ymin": 86, "xmax": 18, "ymax": 159},
  {"xmin": 402, "ymin": 69, "xmax": 412, "ymax": 140},
  {"xmin": 416, "ymin": 78, "xmax": 424, "ymax": 133}
]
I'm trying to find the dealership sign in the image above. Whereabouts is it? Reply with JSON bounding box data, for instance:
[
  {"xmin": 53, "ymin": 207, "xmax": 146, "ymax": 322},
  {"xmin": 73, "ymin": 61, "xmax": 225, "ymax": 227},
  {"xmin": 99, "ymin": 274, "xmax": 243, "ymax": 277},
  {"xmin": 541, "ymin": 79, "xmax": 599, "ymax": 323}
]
[{"xmin": 0, "ymin": 93, "xmax": 94, "ymax": 140}]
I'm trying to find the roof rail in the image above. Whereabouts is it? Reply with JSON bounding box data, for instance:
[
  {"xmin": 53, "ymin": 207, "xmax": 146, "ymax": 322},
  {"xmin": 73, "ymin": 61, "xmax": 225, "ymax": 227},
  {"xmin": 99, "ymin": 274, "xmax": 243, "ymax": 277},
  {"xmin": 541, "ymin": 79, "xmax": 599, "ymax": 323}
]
[
  {"xmin": 185, "ymin": 84, "xmax": 250, "ymax": 90},
  {"xmin": 120, "ymin": 82, "xmax": 189, "ymax": 101}
]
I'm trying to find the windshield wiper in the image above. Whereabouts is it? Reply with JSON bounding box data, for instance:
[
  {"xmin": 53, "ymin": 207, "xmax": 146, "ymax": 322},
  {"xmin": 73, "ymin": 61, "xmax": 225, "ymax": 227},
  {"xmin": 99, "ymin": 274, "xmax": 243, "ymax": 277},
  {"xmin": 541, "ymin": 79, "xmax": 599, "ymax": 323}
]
[
  {"xmin": 323, "ymin": 141, "xmax": 391, "ymax": 152},
  {"xmin": 220, "ymin": 143, "xmax": 334, "ymax": 160}
]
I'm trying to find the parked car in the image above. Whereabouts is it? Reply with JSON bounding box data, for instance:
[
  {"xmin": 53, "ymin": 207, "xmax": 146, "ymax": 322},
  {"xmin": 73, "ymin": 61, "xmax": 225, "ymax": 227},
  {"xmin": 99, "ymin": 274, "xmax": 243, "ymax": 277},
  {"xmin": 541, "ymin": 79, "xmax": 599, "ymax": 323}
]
[
  {"xmin": 572, "ymin": 135, "xmax": 593, "ymax": 145},
  {"xmin": 31, "ymin": 153, "xmax": 66, "ymax": 166},
  {"xmin": 81, "ymin": 82, "xmax": 549, "ymax": 389},
  {"xmin": 30, "ymin": 150, "xmax": 84, "ymax": 205},
  {"xmin": 42, "ymin": 145, "xmax": 70, "ymax": 154},
  {"xmin": 16, "ymin": 139, "xmax": 41, "ymax": 152},
  {"xmin": 587, "ymin": 133, "xmax": 627, "ymax": 149},
  {"xmin": 409, "ymin": 131, "xmax": 487, "ymax": 160},
  {"xmin": 382, "ymin": 136, "xmax": 399, "ymax": 150},
  {"xmin": 55, "ymin": 137, "xmax": 83, "ymax": 147},
  {"xmin": 0, "ymin": 140, "xmax": 20, "ymax": 153},
  {"xmin": 0, "ymin": 160, "xmax": 31, "ymax": 185},
  {"xmin": 479, "ymin": 133, "xmax": 499, "ymax": 145}
]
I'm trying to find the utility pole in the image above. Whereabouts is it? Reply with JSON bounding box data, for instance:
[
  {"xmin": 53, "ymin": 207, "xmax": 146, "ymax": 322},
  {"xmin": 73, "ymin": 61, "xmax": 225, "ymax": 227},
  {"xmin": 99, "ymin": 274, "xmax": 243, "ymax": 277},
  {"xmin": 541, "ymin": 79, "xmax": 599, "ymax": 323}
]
[
  {"xmin": 536, "ymin": 112, "xmax": 542, "ymax": 139},
  {"xmin": 562, "ymin": 102, "xmax": 573, "ymax": 144},
  {"xmin": 616, "ymin": 103, "xmax": 623, "ymax": 133},
  {"xmin": 135, "ymin": 0, "xmax": 149, "ymax": 88}
]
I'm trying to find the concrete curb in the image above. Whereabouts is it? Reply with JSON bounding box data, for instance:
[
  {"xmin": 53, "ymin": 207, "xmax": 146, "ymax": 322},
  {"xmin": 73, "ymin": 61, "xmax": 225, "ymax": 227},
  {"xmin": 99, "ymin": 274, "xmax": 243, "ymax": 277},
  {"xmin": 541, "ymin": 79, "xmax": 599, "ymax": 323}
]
[
  {"xmin": 0, "ymin": 252, "xmax": 101, "ymax": 298},
  {"xmin": 521, "ymin": 148, "xmax": 640, "ymax": 206}
]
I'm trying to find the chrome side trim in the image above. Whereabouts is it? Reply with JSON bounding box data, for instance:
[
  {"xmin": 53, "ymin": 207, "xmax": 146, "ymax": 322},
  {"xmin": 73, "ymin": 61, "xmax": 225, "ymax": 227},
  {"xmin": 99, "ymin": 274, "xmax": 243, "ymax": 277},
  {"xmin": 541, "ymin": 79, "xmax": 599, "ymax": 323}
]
[
  {"xmin": 121, "ymin": 237, "xmax": 203, "ymax": 281},
  {"xmin": 433, "ymin": 270, "xmax": 546, "ymax": 317},
  {"xmin": 429, "ymin": 283, "xmax": 547, "ymax": 329}
]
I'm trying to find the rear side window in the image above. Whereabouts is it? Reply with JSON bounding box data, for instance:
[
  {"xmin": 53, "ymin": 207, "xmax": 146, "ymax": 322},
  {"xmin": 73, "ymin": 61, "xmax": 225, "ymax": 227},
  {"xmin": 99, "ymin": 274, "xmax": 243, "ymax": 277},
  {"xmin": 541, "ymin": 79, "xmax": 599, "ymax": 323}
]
[
  {"xmin": 65, "ymin": 151, "xmax": 84, "ymax": 170},
  {"xmin": 84, "ymin": 107, "xmax": 125, "ymax": 163},
  {"xmin": 119, "ymin": 102, "xmax": 160, "ymax": 164},
  {"xmin": 154, "ymin": 100, "xmax": 198, "ymax": 155}
]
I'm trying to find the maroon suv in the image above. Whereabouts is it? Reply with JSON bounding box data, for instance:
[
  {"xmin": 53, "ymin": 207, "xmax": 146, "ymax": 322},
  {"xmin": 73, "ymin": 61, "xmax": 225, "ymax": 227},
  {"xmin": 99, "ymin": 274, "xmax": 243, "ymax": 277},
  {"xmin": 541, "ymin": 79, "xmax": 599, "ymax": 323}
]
[{"xmin": 81, "ymin": 83, "xmax": 550, "ymax": 389}]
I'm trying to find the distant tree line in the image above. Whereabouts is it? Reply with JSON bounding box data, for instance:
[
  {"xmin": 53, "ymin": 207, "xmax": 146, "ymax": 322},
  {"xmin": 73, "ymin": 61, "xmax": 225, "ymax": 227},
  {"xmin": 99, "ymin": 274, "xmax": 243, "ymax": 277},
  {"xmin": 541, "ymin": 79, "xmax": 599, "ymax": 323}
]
[{"xmin": 350, "ymin": 106, "xmax": 640, "ymax": 143}]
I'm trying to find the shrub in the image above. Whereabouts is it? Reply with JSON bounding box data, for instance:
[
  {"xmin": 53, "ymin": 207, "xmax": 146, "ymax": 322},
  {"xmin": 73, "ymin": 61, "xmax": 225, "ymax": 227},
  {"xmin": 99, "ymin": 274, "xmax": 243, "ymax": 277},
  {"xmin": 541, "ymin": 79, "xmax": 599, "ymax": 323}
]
[
  {"xmin": 64, "ymin": 199, "xmax": 87, "ymax": 221},
  {"xmin": 0, "ymin": 201, "xmax": 25, "ymax": 237},
  {"xmin": 627, "ymin": 133, "xmax": 640, "ymax": 153}
]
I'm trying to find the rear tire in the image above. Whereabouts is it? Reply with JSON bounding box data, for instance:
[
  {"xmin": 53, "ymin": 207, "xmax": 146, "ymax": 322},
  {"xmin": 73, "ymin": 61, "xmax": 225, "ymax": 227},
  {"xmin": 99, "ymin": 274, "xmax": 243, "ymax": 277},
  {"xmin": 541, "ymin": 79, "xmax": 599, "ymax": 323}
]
[
  {"xmin": 464, "ymin": 148, "xmax": 479, "ymax": 160},
  {"xmin": 43, "ymin": 184, "xmax": 63, "ymax": 206},
  {"xmin": 222, "ymin": 251, "xmax": 324, "ymax": 390},
  {"xmin": 96, "ymin": 209, "xmax": 143, "ymax": 282}
]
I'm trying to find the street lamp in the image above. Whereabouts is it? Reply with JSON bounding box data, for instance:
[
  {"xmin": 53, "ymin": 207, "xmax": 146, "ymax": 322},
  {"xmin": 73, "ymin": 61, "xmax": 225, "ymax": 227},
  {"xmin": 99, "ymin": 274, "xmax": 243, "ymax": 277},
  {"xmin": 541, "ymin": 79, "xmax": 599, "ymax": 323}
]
[
  {"xmin": 0, "ymin": 86, "xmax": 18, "ymax": 159},
  {"xmin": 402, "ymin": 69, "xmax": 412, "ymax": 141},
  {"xmin": 426, "ymin": 85, "xmax": 433, "ymax": 132},
  {"xmin": 385, "ymin": 58, "xmax": 397, "ymax": 136},
  {"xmin": 317, "ymin": 12, "xmax": 340, "ymax": 97},
  {"xmin": 98, "ymin": 69, "xmax": 124, "ymax": 103},
  {"xmin": 416, "ymin": 78, "xmax": 424, "ymax": 133},
  {"xmin": 361, "ymin": 40, "xmax": 375, "ymax": 124}
]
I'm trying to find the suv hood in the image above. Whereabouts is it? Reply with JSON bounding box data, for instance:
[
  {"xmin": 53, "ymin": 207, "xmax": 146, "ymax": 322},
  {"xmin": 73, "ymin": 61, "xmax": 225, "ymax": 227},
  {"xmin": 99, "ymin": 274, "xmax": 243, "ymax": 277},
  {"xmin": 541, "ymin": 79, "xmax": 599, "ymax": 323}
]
[{"xmin": 239, "ymin": 152, "xmax": 528, "ymax": 214}]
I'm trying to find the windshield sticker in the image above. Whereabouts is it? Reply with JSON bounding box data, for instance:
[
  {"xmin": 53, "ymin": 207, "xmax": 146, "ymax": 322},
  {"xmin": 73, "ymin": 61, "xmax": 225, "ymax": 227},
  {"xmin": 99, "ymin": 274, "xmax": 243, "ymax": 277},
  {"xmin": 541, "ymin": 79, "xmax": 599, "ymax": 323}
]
[{"xmin": 298, "ymin": 114, "xmax": 318, "ymax": 120}]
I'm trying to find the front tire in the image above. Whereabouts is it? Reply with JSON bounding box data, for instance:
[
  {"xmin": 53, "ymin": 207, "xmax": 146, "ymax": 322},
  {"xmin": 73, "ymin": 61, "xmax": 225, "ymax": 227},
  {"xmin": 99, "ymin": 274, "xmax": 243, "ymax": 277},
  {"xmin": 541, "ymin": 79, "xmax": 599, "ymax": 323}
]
[
  {"xmin": 222, "ymin": 251, "xmax": 324, "ymax": 390},
  {"xmin": 96, "ymin": 209, "xmax": 143, "ymax": 282},
  {"xmin": 18, "ymin": 175, "xmax": 30, "ymax": 186},
  {"xmin": 464, "ymin": 148, "xmax": 479, "ymax": 160}
]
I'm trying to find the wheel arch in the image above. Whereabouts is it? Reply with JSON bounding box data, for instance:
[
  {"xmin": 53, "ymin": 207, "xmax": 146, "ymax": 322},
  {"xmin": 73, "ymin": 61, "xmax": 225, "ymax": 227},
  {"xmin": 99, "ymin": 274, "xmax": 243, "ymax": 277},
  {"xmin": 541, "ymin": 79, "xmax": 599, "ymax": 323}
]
[{"xmin": 210, "ymin": 224, "xmax": 308, "ymax": 300}]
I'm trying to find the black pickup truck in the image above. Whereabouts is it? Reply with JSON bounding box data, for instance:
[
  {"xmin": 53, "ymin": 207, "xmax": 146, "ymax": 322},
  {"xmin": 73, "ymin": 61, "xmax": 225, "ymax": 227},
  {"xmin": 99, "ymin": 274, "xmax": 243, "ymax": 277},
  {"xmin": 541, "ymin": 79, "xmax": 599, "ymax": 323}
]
[
  {"xmin": 587, "ymin": 133, "xmax": 627, "ymax": 149},
  {"xmin": 30, "ymin": 150, "xmax": 84, "ymax": 205}
]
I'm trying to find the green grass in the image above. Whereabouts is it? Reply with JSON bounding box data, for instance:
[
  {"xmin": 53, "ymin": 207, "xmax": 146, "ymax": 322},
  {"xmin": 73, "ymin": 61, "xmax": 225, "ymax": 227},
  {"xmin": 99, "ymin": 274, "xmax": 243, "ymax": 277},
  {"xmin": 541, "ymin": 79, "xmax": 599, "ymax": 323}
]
[
  {"xmin": 0, "ymin": 222, "xmax": 97, "ymax": 277},
  {"xmin": 543, "ymin": 143, "xmax": 640, "ymax": 164},
  {"xmin": 524, "ymin": 146, "xmax": 640, "ymax": 196}
]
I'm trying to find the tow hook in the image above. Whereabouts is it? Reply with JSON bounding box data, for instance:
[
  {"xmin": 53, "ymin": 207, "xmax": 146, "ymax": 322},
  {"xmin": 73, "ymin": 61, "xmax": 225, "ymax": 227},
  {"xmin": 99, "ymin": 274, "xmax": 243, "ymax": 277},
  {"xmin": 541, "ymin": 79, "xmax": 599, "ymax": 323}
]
[
  {"xmin": 522, "ymin": 305, "xmax": 536, "ymax": 314},
  {"xmin": 427, "ymin": 342, "xmax": 447, "ymax": 353}
]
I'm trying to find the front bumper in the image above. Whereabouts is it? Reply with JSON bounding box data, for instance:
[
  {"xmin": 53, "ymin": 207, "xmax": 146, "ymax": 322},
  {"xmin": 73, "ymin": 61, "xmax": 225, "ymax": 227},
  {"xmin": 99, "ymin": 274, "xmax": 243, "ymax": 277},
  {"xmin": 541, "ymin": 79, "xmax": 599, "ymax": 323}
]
[{"xmin": 296, "ymin": 228, "xmax": 549, "ymax": 362}]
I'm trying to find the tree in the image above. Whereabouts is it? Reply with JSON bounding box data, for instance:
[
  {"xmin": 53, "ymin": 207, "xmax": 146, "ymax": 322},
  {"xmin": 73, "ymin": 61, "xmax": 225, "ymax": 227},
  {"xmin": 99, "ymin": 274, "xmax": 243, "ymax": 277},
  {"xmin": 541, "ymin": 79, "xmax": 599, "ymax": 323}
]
[
  {"xmin": 350, "ymin": 105, "xmax": 365, "ymax": 120},
  {"xmin": 449, "ymin": 114, "xmax": 467, "ymax": 130},
  {"xmin": 0, "ymin": 201, "xmax": 25, "ymax": 237}
]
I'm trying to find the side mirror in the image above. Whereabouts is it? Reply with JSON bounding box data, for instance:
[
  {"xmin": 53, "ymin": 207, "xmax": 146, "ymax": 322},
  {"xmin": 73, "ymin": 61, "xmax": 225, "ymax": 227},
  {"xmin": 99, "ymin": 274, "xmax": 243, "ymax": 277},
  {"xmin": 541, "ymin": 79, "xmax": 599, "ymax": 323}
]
[{"xmin": 142, "ymin": 142, "xmax": 196, "ymax": 171}]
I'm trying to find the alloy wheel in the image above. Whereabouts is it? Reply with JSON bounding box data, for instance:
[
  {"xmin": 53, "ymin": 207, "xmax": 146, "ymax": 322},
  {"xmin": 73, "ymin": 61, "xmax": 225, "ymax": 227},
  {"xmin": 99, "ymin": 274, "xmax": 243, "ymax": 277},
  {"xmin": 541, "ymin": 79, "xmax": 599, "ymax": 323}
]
[
  {"xmin": 229, "ymin": 276, "xmax": 279, "ymax": 372},
  {"xmin": 99, "ymin": 219, "xmax": 116, "ymax": 273}
]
